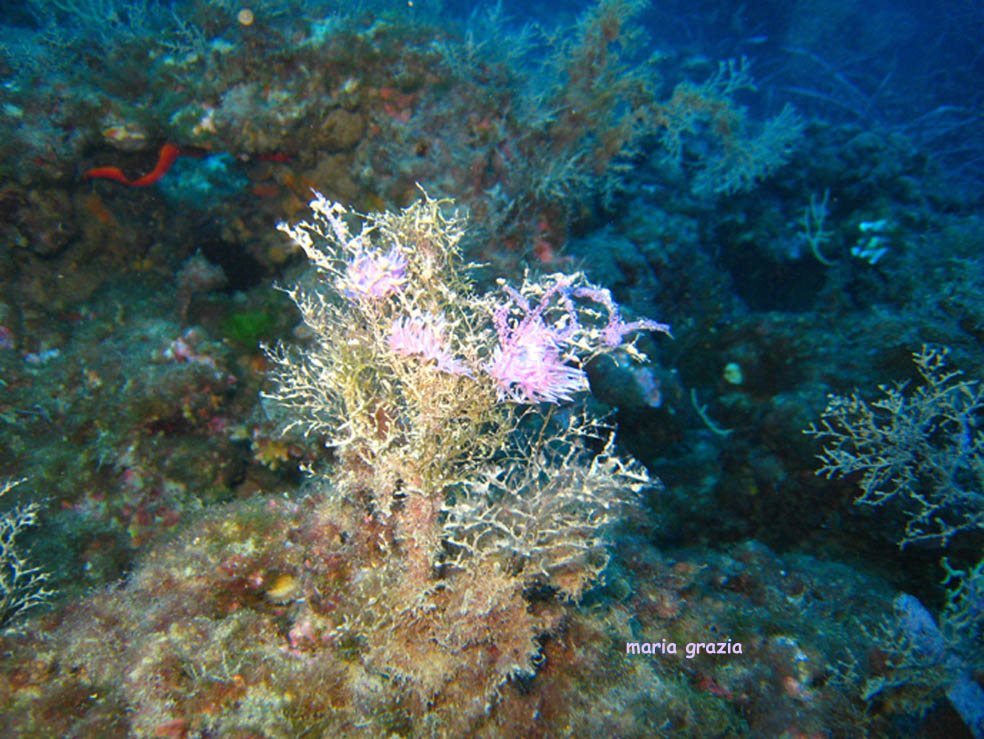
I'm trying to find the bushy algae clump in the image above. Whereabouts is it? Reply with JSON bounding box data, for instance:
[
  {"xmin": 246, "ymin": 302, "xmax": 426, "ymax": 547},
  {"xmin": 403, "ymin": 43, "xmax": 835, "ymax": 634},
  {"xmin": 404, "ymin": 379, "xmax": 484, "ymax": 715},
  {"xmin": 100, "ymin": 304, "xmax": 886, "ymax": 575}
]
[{"xmin": 264, "ymin": 190, "xmax": 668, "ymax": 704}]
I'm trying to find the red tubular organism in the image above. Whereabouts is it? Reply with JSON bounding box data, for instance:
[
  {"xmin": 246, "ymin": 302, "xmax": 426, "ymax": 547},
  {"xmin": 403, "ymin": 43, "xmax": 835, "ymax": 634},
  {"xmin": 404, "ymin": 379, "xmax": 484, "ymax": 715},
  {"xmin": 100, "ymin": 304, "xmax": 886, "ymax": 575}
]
[{"xmin": 83, "ymin": 143, "xmax": 182, "ymax": 186}]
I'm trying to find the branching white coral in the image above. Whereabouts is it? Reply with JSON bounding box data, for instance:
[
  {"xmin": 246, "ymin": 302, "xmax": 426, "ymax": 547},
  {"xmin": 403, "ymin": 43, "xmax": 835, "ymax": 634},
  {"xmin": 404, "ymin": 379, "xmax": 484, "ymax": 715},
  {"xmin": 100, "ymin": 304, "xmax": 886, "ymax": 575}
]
[{"xmin": 1, "ymin": 478, "xmax": 53, "ymax": 634}]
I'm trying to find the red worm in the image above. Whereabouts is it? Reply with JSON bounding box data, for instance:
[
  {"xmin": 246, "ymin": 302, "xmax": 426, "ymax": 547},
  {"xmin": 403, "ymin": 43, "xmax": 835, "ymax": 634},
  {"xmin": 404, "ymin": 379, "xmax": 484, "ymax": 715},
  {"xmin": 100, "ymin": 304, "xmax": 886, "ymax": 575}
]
[{"xmin": 83, "ymin": 143, "xmax": 182, "ymax": 186}]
